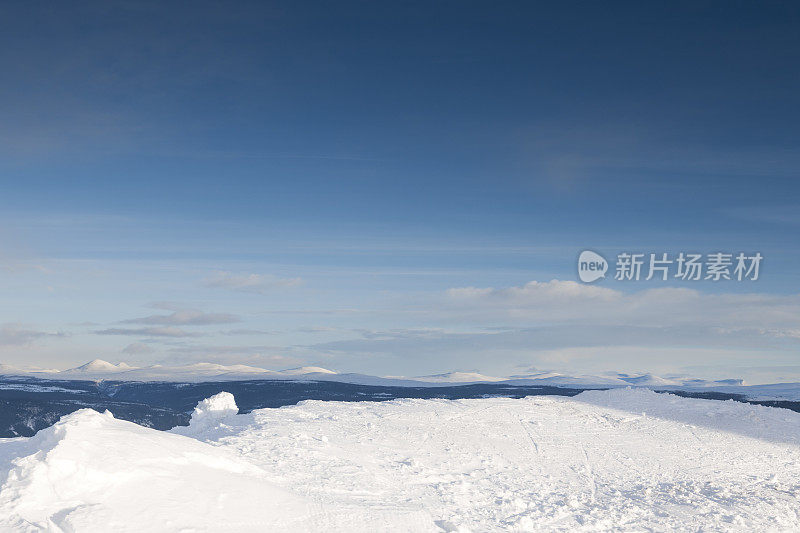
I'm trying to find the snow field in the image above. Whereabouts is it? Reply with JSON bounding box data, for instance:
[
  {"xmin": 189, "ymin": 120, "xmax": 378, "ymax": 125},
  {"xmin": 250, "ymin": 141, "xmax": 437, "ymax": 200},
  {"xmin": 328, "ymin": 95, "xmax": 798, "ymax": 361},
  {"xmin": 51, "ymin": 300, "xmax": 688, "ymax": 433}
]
[{"xmin": 1, "ymin": 388, "xmax": 800, "ymax": 532}]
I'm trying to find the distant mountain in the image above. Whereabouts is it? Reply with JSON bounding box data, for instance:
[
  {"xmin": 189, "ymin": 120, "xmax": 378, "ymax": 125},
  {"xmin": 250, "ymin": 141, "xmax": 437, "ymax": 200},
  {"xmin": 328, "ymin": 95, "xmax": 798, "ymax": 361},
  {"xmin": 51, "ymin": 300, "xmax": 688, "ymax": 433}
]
[
  {"xmin": 63, "ymin": 359, "xmax": 137, "ymax": 374},
  {"xmin": 281, "ymin": 366, "xmax": 337, "ymax": 375},
  {"xmin": 506, "ymin": 371, "xmax": 631, "ymax": 386},
  {"xmin": 413, "ymin": 371, "xmax": 504, "ymax": 383},
  {"xmin": 8, "ymin": 360, "xmax": 340, "ymax": 383},
  {"xmin": 2, "ymin": 359, "xmax": 799, "ymax": 401},
  {"xmin": 0, "ymin": 364, "xmax": 21, "ymax": 375}
]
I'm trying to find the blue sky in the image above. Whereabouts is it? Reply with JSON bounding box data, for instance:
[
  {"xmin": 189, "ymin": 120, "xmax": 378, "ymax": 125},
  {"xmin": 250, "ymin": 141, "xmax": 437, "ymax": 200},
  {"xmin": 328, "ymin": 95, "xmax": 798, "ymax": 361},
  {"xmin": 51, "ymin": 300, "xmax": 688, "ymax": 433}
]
[{"xmin": 1, "ymin": 1, "xmax": 799, "ymax": 381}]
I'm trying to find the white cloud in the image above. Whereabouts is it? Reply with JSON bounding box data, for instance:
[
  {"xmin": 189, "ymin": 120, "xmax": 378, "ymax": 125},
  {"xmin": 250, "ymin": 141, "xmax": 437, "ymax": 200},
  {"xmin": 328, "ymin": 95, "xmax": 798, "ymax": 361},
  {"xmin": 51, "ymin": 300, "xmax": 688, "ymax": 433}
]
[
  {"xmin": 202, "ymin": 271, "xmax": 302, "ymax": 294},
  {"xmin": 447, "ymin": 280, "xmax": 619, "ymax": 305},
  {"xmin": 95, "ymin": 327, "xmax": 203, "ymax": 338},
  {"xmin": 300, "ymin": 280, "xmax": 800, "ymax": 377},
  {"xmin": 123, "ymin": 309, "xmax": 240, "ymax": 326},
  {"xmin": 122, "ymin": 342, "xmax": 156, "ymax": 355},
  {"xmin": 0, "ymin": 324, "xmax": 66, "ymax": 346},
  {"xmin": 221, "ymin": 329, "xmax": 276, "ymax": 336},
  {"xmin": 296, "ymin": 326, "xmax": 341, "ymax": 334},
  {"xmin": 440, "ymin": 279, "xmax": 800, "ymax": 329}
]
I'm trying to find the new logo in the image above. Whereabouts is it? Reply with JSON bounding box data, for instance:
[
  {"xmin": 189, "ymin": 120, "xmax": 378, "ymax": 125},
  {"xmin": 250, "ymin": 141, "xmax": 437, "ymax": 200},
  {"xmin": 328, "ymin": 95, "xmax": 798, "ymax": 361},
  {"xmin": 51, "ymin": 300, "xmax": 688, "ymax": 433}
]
[{"xmin": 578, "ymin": 250, "xmax": 608, "ymax": 283}]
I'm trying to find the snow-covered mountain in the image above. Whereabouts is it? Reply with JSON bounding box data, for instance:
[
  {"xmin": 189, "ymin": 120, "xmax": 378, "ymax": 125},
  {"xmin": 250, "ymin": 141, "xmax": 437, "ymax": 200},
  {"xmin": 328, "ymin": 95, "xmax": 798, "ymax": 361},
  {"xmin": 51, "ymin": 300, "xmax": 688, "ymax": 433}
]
[
  {"xmin": 63, "ymin": 359, "xmax": 137, "ymax": 374},
  {"xmin": 280, "ymin": 366, "xmax": 337, "ymax": 375},
  {"xmin": 13, "ymin": 360, "xmax": 338, "ymax": 382},
  {"xmin": 2, "ymin": 359, "xmax": 800, "ymax": 401},
  {"xmin": 413, "ymin": 371, "xmax": 505, "ymax": 383}
]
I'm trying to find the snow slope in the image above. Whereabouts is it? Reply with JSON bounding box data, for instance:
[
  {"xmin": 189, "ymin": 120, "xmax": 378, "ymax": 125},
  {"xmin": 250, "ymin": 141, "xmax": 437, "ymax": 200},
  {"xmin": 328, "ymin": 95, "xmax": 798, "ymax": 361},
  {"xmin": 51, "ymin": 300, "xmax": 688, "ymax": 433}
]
[{"xmin": 2, "ymin": 389, "xmax": 800, "ymax": 531}]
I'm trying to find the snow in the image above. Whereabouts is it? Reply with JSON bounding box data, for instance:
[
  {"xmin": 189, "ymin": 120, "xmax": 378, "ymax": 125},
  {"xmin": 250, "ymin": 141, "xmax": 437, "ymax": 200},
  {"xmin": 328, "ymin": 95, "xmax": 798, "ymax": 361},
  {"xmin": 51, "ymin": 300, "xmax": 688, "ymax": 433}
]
[
  {"xmin": 0, "ymin": 409, "xmax": 316, "ymax": 532},
  {"xmin": 178, "ymin": 391, "xmax": 239, "ymax": 435},
  {"xmin": 2, "ymin": 389, "xmax": 800, "ymax": 531}
]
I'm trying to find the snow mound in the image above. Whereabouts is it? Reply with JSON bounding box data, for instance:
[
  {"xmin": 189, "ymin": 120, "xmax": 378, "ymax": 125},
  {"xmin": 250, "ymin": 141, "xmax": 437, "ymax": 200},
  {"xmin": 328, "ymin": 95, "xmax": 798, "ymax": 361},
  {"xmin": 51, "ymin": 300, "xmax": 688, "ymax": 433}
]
[
  {"xmin": 0, "ymin": 407, "xmax": 315, "ymax": 532},
  {"xmin": 194, "ymin": 390, "xmax": 239, "ymax": 416},
  {"xmin": 178, "ymin": 391, "xmax": 239, "ymax": 437}
]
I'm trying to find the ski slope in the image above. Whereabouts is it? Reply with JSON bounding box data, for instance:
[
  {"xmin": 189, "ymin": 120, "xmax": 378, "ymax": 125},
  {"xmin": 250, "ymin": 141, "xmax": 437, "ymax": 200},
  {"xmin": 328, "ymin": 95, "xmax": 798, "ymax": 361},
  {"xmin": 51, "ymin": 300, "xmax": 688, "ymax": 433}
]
[{"xmin": 2, "ymin": 389, "xmax": 800, "ymax": 531}]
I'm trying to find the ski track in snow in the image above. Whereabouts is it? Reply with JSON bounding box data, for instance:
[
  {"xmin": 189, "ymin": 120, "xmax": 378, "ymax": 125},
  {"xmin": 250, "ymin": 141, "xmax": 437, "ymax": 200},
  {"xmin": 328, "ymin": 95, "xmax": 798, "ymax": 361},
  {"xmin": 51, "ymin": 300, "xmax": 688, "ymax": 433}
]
[{"xmin": 2, "ymin": 388, "xmax": 800, "ymax": 532}]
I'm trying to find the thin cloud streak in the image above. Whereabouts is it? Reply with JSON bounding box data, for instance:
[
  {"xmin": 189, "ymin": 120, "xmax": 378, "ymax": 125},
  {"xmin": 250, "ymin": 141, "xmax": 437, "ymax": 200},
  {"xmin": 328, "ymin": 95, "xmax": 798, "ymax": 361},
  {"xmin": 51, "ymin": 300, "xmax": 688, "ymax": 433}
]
[
  {"xmin": 202, "ymin": 271, "xmax": 303, "ymax": 294},
  {"xmin": 94, "ymin": 327, "xmax": 203, "ymax": 338},
  {"xmin": 122, "ymin": 309, "xmax": 240, "ymax": 326}
]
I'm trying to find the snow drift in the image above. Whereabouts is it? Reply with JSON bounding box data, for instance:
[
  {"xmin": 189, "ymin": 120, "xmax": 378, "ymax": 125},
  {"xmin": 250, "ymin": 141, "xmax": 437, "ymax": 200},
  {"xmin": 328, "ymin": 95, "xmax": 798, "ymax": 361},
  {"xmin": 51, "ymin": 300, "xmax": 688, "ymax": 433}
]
[
  {"xmin": 1, "ymin": 389, "xmax": 800, "ymax": 531},
  {"xmin": 0, "ymin": 406, "xmax": 315, "ymax": 532}
]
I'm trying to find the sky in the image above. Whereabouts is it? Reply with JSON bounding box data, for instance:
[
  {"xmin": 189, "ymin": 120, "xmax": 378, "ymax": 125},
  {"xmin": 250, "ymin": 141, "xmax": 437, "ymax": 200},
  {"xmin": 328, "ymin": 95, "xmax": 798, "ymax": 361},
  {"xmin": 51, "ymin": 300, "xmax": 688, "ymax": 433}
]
[{"xmin": 1, "ymin": 1, "xmax": 799, "ymax": 382}]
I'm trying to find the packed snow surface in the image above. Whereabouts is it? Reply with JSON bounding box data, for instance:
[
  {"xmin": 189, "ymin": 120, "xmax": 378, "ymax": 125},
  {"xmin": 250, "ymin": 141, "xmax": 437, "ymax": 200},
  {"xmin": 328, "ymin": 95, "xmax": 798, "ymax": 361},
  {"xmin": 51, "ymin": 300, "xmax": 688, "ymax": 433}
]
[{"xmin": 2, "ymin": 389, "xmax": 800, "ymax": 532}]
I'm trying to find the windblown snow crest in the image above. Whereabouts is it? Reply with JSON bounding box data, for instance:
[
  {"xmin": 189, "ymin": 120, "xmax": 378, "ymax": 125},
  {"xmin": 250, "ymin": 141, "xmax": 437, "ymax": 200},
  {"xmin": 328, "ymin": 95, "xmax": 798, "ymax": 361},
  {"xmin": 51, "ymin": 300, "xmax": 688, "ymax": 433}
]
[{"xmin": 1, "ymin": 389, "xmax": 799, "ymax": 532}]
